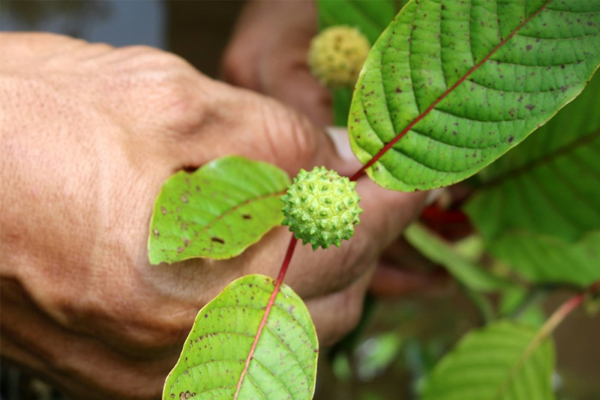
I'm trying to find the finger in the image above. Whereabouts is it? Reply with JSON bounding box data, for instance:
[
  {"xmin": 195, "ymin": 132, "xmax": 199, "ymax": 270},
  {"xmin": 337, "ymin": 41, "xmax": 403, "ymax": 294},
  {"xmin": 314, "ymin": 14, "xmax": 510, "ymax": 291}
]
[
  {"xmin": 304, "ymin": 266, "xmax": 375, "ymax": 346},
  {"xmin": 260, "ymin": 48, "xmax": 333, "ymax": 126},
  {"xmin": 369, "ymin": 261, "xmax": 449, "ymax": 298},
  {"xmin": 0, "ymin": 280, "xmax": 172, "ymax": 400},
  {"xmin": 160, "ymin": 74, "xmax": 345, "ymax": 178}
]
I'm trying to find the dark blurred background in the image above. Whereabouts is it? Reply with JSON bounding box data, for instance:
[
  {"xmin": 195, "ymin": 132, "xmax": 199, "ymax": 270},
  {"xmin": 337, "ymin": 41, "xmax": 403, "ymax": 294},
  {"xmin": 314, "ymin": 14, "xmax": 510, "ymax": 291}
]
[
  {"xmin": 0, "ymin": 0, "xmax": 246, "ymax": 77},
  {"xmin": 0, "ymin": 2, "xmax": 599, "ymax": 400}
]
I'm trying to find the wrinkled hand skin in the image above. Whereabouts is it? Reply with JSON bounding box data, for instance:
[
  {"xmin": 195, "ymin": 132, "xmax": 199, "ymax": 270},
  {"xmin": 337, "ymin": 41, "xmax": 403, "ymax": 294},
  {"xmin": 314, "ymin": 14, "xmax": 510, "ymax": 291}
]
[
  {"xmin": 222, "ymin": 0, "xmax": 333, "ymax": 126},
  {"xmin": 0, "ymin": 33, "xmax": 426, "ymax": 400}
]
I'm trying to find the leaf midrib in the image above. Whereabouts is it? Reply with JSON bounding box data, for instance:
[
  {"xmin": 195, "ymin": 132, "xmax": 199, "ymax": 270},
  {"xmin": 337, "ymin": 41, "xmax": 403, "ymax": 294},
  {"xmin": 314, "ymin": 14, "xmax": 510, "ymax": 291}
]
[
  {"xmin": 492, "ymin": 326, "xmax": 552, "ymax": 400},
  {"xmin": 353, "ymin": 0, "xmax": 553, "ymax": 179},
  {"xmin": 176, "ymin": 191, "xmax": 285, "ymax": 261}
]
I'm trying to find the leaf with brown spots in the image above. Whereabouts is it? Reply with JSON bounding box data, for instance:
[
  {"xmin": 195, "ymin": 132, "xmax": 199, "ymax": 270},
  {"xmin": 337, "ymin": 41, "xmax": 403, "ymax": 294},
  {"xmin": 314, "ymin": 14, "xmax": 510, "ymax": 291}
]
[
  {"xmin": 349, "ymin": 0, "xmax": 600, "ymax": 191},
  {"xmin": 162, "ymin": 274, "xmax": 318, "ymax": 400},
  {"xmin": 148, "ymin": 156, "xmax": 290, "ymax": 264}
]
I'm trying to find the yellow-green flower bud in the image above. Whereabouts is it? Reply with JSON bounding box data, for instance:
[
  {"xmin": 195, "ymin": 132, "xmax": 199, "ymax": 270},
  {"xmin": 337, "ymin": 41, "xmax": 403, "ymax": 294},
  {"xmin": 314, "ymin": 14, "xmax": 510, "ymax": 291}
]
[{"xmin": 308, "ymin": 26, "xmax": 370, "ymax": 88}]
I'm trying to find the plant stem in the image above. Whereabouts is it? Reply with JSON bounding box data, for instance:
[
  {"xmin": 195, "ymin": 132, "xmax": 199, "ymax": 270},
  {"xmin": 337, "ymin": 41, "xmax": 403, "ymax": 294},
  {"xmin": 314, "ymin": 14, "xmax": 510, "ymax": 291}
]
[
  {"xmin": 537, "ymin": 293, "xmax": 584, "ymax": 341},
  {"xmin": 233, "ymin": 235, "xmax": 298, "ymax": 399},
  {"xmin": 276, "ymin": 235, "xmax": 299, "ymax": 285},
  {"xmin": 536, "ymin": 281, "xmax": 600, "ymax": 341}
]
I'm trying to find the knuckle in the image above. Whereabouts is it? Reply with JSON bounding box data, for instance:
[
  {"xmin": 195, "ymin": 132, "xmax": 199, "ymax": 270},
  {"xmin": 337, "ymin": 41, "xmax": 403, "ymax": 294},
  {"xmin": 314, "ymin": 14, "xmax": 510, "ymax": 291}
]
[{"xmin": 105, "ymin": 47, "xmax": 206, "ymax": 135}]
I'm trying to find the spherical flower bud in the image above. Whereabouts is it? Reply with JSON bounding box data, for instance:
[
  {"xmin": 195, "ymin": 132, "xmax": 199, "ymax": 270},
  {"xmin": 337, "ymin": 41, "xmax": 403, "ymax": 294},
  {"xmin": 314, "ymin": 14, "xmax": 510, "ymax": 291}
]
[
  {"xmin": 281, "ymin": 166, "xmax": 362, "ymax": 250},
  {"xmin": 308, "ymin": 25, "xmax": 370, "ymax": 88}
]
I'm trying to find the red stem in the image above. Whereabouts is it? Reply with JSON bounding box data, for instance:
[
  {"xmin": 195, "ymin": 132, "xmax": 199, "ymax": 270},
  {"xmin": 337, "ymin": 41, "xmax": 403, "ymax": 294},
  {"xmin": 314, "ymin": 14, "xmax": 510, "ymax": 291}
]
[
  {"xmin": 539, "ymin": 281, "xmax": 600, "ymax": 338},
  {"xmin": 233, "ymin": 235, "xmax": 298, "ymax": 399},
  {"xmin": 541, "ymin": 293, "xmax": 585, "ymax": 336},
  {"xmin": 349, "ymin": 0, "xmax": 551, "ymax": 183}
]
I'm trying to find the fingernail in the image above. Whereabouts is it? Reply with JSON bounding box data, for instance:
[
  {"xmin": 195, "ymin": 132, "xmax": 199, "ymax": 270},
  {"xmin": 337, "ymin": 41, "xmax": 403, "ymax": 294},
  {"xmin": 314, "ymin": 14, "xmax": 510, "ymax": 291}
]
[{"xmin": 325, "ymin": 126, "xmax": 362, "ymax": 170}]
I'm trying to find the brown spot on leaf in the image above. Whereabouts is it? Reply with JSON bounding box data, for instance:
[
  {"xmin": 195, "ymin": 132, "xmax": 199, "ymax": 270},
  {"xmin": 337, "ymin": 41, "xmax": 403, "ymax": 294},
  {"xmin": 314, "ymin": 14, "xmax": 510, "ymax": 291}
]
[
  {"xmin": 153, "ymin": 229, "xmax": 160, "ymax": 237},
  {"xmin": 211, "ymin": 237, "xmax": 225, "ymax": 245},
  {"xmin": 180, "ymin": 195, "xmax": 188, "ymax": 203},
  {"xmin": 526, "ymin": 45, "xmax": 532, "ymax": 51},
  {"xmin": 525, "ymin": 104, "xmax": 535, "ymax": 111},
  {"xmin": 161, "ymin": 206, "xmax": 167, "ymax": 215},
  {"xmin": 179, "ymin": 391, "xmax": 193, "ymax": 400},
  {"xmin": 242, "ymin": 214, "xmax": 252, "ymax": 220}
]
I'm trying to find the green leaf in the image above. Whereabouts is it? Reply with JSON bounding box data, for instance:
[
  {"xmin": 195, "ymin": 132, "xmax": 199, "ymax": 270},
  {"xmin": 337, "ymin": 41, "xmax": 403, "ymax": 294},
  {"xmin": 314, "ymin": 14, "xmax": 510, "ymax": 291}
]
[
  {"xmin": 465, "ymin": 71, "xmax": 600, "ymax": 243},
  {"xmin": 148, "ymin": 156, "xmax": 290, "ymax": 264},
  {"xmin": 349, "ymin": 0, "xmax": 600, "ymax": 191},
  {"xmin": 499, "ymin": 287, "xmax": 547, "ymax": 328},
  {"xmin": 355, "ymin": 332, "xmax": 403, "ymax": 380},
  {"xmin": 420, "ymin": 321, "xmax": 555, "ymax": 400},
  {"xmin": 404, "ymin": 223, "xmax": 513, "ymax": 292},
  {"xmin": 317, "ymin": 0, "xmax": 400, "ymax": 45},
  {"xmin": 317, "ymin": 0, "xmax": 403, "ymax": 126},
  {"xmin": 491, "ymin": 230, "xmax": 600, "ymax": 287},
  {"xmin": 163, "ymin": 274, "xmax": 318, "ymax": 400}
]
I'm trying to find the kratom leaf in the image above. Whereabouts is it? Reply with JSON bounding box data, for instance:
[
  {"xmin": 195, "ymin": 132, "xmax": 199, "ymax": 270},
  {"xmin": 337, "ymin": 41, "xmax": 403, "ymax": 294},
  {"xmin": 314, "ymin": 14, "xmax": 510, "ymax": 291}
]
[
  {"xmin": 491, "ymin": 230, "xmax": 600, "ymax": 287},
  {"xmin": 349, "ymin": 0, "xmax": 600, "ymax": 191},
  {"xmin": 163, "ymin": 274, "xmax": 318, "ymax": 400},
  {"xmin": 148, "ymin": 156, "xmax": 290, "ymax": 264},
  {"xmin": 404, "ymin": 223, "xmax": 513, "ymax": 292},
  {"xmin": 316, "ymin": 0, "xmax": 403, "ymax": 126},
  {"xmin": 420, "ymin": 321, "xmax": 555, "ymax": 400},
  {"xmin": 465, "ymin": 71, "xmax": 600, "ymax": 243}
]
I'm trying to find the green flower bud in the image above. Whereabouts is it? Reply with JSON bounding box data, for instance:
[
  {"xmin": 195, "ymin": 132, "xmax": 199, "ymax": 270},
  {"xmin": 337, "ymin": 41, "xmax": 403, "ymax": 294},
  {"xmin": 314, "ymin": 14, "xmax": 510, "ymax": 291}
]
[{"xmin": 282, "ymin": 167, "xmax": 362, "ymax": 250}]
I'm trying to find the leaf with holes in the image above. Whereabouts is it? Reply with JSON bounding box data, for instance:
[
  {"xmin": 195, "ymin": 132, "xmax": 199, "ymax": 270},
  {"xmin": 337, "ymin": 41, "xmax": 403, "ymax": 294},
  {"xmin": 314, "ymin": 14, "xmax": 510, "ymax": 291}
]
[
  {"xmin": 316, "ymin": 0, "xmax": 404, "ymax": 126},
  {"xmin": 420, "ymin": 321, "xmax": 555, "ymax": 400},
  {"xmin": 465, "ymin": 71, "xmax": 600, "ymax": 243},
  {"xmin": 148, "ymin": 156, "xmax": 290, "ymax": 264},
  {"xmin": 349, "ymin": 0, "xmax": 600, "ymax": 191},
  {"xmin": 163, "ymin": 274, "xmax": 318, "ymax": 400}
]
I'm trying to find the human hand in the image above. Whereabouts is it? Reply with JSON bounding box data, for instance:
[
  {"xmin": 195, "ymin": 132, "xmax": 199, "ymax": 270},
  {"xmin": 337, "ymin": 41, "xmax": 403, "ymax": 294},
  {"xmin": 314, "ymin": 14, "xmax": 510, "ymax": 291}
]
[
  {"xmin": 0, "ymin": 33, "xmax": 426, "ymax": 399},
  {"xmin": 221, "ymin": 0, "xmax": 332, "ymax": 126}
]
